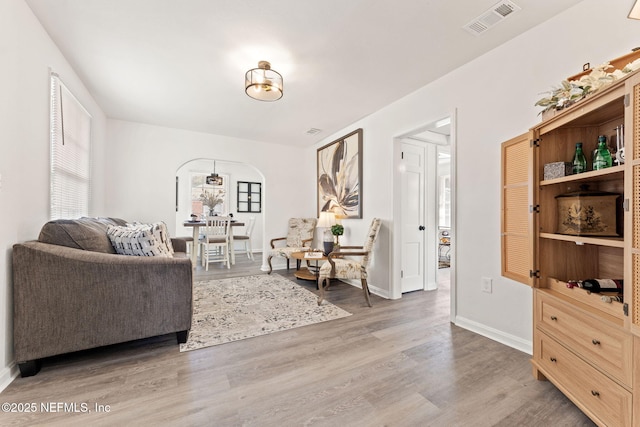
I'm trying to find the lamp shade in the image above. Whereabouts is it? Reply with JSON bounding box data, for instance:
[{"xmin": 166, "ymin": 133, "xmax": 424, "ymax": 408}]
[
  {"xmin": 317, "ymin": 211, "xmax": 337, "ymax": 228},
  {"xmin": 245, "ymin": 61, "xmax": 283, "ymax": 101},
  {"xmin": 630, "ymin": 1, "xmax": 640, "ymax": 19}
]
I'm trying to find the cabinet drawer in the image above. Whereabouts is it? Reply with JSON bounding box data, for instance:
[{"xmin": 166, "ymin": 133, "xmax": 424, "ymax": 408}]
[
  {"xmin": 535, "ymin": 291, "xmax": 632, "ymax": 386},
  {"xmin": 536, "ymin": 333, "xmax": 632, "ymax": 427}
]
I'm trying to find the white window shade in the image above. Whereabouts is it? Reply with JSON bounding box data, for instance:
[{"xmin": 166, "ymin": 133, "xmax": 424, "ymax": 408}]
[{"xmin": 50, "ymin": 73, "xmax": 92, "ymax": 220}]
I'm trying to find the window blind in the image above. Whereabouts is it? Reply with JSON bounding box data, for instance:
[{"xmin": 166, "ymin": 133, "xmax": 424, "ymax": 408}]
[{"xmin": 50, "ymin": 73, "xmax": 92, "ymax": 220}]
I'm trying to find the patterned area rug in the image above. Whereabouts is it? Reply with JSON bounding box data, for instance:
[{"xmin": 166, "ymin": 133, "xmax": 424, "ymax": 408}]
[{"xmin": 180, "ymin": 274, "xmax": 352, "ymax": 352}]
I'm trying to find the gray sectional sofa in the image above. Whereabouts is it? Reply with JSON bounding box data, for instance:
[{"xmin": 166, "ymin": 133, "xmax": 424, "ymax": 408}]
[{"xmin": 12, "ymin": 217, "xmax": 193, "ymax": 377}]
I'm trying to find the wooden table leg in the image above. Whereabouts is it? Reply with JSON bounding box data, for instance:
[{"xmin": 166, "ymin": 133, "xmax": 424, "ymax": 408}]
[{"xmin": 191, "ymin": 225, "xmax": 199, "ymax": 268}]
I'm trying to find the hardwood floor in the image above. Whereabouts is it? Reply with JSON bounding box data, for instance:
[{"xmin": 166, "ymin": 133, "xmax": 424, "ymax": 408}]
[{"xmin": 1, "ymin": 255, "xmax": 594, "ymax": 426}]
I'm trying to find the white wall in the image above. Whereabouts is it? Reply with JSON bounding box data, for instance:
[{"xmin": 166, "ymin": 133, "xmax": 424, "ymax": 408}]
[
  {"xmin": 105, "ymin": 120, "xmax": 314, "ymax": 270},
  {"xmin": 309, "ymin": 0, "xmax": 640, "ymax": 351},
  {"xmin": 0, "ymin": 0, "xmax": 108, "ymax": 388}
]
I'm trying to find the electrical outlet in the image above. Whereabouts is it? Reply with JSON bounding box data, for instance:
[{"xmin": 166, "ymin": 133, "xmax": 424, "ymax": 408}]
[{"xmin": 481, "ymin": 277, "xmax": 493, "ymax": 293}]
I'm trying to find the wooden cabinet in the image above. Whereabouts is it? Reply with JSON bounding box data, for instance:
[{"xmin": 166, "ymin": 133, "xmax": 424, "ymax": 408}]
[{"xmin": 501, "ymin": 71, "xmax": 640, "ymax": 426}]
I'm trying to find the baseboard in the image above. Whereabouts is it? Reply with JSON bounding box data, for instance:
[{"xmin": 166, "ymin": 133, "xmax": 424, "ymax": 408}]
[
  {"xmin": 454, "ymin": 316, "xmax": 532, "ymax": 355},
  {"xmin": 0, "ymin": 362, "xmax": 18, "ymax": 393},
  {"xmin": 342, "ymin": 279, "xmax": 390, "ymax": 299}
]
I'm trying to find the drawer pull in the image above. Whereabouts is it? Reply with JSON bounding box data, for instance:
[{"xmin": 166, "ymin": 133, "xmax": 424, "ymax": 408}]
[
  {"xmin": 550, "ymin": 316, "xmax": 558, "ymax": 321},
  {"xmin": 591, "ymin": 339, "xmax": 601, "ymax": 345},
  {"xmin": 591, "ymin": 390, "xmax": 600, "ymax": 397},
  {"xmin": 550, "ymin": 357, "xmax": 557, "ymax": 362}
]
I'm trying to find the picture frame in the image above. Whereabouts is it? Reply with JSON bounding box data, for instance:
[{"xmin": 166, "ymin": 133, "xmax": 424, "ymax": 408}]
[{"xmin": 317, "ymin": 128, "xmax": 363, "ymax": 218}]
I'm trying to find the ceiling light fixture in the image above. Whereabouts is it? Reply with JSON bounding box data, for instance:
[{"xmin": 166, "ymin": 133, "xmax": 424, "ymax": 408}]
[
  {"xmin": 245, "ymin": 61, "xmax": 283, "ymax": 101},
  {"xmin": 206, "ymin": 161, "xmax": 223, "ymax": 186},
  {"xmin": 629, "ymin": 0, "xmax": 640, "ymax": 19}
]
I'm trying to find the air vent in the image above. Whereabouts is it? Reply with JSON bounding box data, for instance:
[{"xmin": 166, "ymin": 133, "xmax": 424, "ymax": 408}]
[
  {"xmin": 306, "ymin": 128, "xmax": 322, "ymax": 135},
  {"xmin": 463, "ymin": 1, "xmax": 521, "ymax": 36}
]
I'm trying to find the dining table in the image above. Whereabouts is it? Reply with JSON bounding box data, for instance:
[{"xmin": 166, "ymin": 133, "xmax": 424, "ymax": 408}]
[{"xmin": 182, "ymin": 219, "xmax": 245, "ymax": 267}]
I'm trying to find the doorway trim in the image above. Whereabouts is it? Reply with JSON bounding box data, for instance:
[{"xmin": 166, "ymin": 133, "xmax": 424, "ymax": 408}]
[{"xmin": 391, "ymin": 110, "xmax": 457, "ymax": 322}]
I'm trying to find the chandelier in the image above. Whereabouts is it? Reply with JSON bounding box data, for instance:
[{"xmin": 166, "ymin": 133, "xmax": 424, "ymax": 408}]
[{"xmin": 206, "ymin": 161, "xmax": 223, "ymax": 186}]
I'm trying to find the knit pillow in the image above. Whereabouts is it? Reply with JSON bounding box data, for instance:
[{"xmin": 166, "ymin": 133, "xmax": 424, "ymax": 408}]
[{"xmin": 107, "ymin": 222, "xmax": 174, "ymax": 257}]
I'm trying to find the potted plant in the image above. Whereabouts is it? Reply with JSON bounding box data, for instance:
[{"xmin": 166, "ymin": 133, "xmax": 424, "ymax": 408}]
[{"xmin": 331, "ymin": 224, "xmax": 344, "ymax": 250}]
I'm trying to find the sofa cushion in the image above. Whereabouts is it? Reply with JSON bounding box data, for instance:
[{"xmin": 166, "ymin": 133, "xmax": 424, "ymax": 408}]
[
  {"xmin": 107, "ymin": 222, "xmax": 174, "ymax": 257},
  {"xmin": 38, "ymin": 217, "xmax": 127, "ymax": 254}
]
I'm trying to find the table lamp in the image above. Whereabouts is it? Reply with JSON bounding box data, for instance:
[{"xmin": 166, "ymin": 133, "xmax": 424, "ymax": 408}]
[{"xmin": 317, "ymin": 211, "xmax": 337, "ymax": 255}]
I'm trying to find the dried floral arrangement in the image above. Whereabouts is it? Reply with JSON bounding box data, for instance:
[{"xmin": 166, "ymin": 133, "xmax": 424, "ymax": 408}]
[
  {"xmin": 535, "ymin": 58, "xmax": 640, "ymax": 115},
  {"xmin": 200, "ymin": 189, "xmax": 225, "ymax": 210}
]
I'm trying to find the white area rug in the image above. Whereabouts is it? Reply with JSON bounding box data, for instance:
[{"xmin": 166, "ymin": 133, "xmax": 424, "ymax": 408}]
[{"xmin": 180, "ymin": 274, "xmax": 352, "ymax": 352}]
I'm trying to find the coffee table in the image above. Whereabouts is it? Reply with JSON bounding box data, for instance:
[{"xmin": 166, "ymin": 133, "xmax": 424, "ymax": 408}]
[{"xmin": 290, "ymin": 251, "xmax": 327, "ymax": 287}]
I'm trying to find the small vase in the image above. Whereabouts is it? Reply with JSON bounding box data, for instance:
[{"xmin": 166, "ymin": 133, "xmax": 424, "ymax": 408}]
[{"xmin": 323, "ymin": 241, "xmax": 334, "ymax": 256}]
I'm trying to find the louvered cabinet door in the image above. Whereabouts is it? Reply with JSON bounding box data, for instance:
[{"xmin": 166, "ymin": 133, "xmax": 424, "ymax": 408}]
[
  {"xmin": 501, "ymin": 131, "xmax": 535, "ymax": 286},
  {"xmin": 626, "ymin": 73, "xmax": 640, "ymax": 336}
]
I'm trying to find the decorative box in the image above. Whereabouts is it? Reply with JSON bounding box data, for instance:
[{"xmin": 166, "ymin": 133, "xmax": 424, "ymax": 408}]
[
  {"xmin": 544, "ymin": 162, "xmax": 572, "ymax": 180},
  {"xmin": 556, "ymin": 186, "xmax": 619, "ymax": 236}
]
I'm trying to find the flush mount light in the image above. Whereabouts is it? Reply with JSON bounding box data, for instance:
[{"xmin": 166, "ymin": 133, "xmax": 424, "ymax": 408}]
[{"xmin": 245, "ymin": 61, "xmax": 283, "ymax": 101}]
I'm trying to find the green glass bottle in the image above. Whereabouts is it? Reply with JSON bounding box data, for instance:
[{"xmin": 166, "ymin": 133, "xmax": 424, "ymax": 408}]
[
  {"xmin": 572, "ymin": 142, "xmax": 586, "ymax": 174},
  {"xmin": 593, "ymin": 136, "xmax": 612, "ymax": 170},
  {"xmin": 600, "ymin": 135, "xmax": 612, "ymax": 167}
]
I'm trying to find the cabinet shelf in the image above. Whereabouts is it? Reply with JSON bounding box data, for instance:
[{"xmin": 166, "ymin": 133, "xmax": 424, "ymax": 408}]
[
  {"xmin": 544, "ymin": 278, "xmax": 625, "ymax": 322},
  {"xmin": 539, "ymin": 232, "xmax": 624, "ymax": 248},
  {"xmin": 540, "ymin": 164, "xmax": 624, "ymax": 186}
]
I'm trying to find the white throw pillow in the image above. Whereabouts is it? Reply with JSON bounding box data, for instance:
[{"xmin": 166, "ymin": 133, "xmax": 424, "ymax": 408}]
[{"xmin": 107, "ymin": 221, "xmax": 174, "ymax": 257}]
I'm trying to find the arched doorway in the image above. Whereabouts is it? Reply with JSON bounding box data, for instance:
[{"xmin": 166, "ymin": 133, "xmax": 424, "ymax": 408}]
[{"xmin": 175, "ymin": 158, "xmax": 266, "ymax": 268}]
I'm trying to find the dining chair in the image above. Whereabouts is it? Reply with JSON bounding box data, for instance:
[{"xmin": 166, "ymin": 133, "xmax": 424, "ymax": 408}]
[
  {"xmin": 200, "ymin": 216, "xmax": 231, "ymax": 270},
  {"xmin": 267, "ymin": 218, "xmax": 317, "ymax": 273},
  {"xmin": 317, "ymin": 218, "xmax": 382, "ymax": 307},
  {"xmin": 233, "ymin": 217, "xmax": 256, "ymax": 260}
]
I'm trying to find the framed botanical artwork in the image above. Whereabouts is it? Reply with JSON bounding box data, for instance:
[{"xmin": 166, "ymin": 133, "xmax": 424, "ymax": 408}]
[{"xmin": 317, "ymin": 128, "xmax": 363, "ymax": 218}]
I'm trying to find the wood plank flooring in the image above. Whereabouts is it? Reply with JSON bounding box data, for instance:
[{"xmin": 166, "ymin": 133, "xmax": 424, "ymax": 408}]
[{"xmin": 0, "ymin": 256, "xmax": 595, "ymax": 426}]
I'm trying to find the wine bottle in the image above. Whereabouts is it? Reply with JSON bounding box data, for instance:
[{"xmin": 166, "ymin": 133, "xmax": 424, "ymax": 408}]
[
  {"xmin": 578, "ymin": 279, "xmax": 623, "ymax": 294},
  {"xmin": 572, "ymin": 142, "xmax": 587, "ymax": 174},
  {"xmin": 601, "ymin": 295, "xmax": 623, "ymax": 303}
]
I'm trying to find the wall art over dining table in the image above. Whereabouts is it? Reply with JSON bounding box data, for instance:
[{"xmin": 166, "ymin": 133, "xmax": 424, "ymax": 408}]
[{"xmin": 317, "ymin": 128, "xmax": 362, "ymax": 218}]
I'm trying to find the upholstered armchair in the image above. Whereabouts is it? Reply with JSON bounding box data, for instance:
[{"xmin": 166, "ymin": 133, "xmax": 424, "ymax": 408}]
[
  {"xmin": 317, "ymin": 218, "xmax": 381, "ymax": 307},
  {"xmin": 267, "ymin": 218, "xmax": 317, "ymax": 273}
]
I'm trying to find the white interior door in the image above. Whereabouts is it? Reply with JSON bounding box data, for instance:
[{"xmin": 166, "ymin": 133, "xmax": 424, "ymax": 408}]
[{"xmin": 401, "ymin": 142, "xmax": 425, "ymax": 293}]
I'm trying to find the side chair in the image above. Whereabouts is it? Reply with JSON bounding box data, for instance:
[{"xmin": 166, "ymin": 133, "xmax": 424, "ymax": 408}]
[
  {"xmin": 267, "ymin": 217, "xmax": 317, "ymax": 273},
  {"xmin": 200, "ymin": 216, "xmax": 232, "ymax": 270},
  {"xmin": 317, "ymin": 218, "xmax": 381, "ymax": 307},
  {"xmin": 233, "ymin": 217, "xmax": 256, "ymax": 260}
]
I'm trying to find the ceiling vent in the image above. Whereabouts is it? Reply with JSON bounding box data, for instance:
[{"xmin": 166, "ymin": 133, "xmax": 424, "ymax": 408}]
[
  {"xmin": 306, "ymin": 128, "xmax": 322, "ymax": 135},
  {"xmin": 463, "ymin": 1, "xmax": 521, "ymax": 36}
]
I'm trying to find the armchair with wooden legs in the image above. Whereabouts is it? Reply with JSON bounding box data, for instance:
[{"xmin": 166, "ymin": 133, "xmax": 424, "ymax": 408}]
[
  {"xmin": 267, "ymin": 218, "xmax": 317, "ymax": 273},
  {"xmin": 317, "ymin": 218, "xmax": 381, "ymax": 307}
]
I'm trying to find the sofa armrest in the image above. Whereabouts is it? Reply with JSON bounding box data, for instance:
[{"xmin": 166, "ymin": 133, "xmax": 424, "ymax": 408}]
[
  {"xmin": 12, "ymin": 241, "xmax": 193, "ymax": 363},
  {"xmin": 170, "ymin": 237, "xmax": 188, "ymax": 253}
]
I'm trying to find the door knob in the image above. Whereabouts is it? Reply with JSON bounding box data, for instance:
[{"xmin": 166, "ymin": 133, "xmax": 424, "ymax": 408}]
[{"xmin": 418, "ymin": 225, "xmax": 425, "ymax": 231}]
